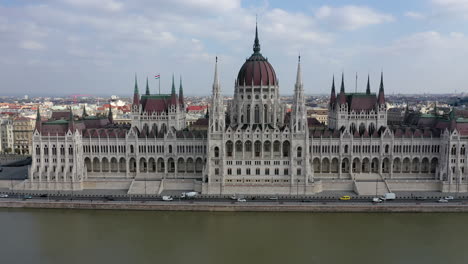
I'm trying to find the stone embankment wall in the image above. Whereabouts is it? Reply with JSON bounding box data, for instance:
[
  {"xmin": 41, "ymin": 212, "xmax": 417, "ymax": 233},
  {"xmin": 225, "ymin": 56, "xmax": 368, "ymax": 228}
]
[{"xmin": 2, "ymin": 201, "xmax": 468, "ymax": 213}]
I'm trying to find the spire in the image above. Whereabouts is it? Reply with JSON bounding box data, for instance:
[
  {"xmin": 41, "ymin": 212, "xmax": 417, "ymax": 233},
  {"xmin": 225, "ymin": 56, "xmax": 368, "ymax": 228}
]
[
  {"xmin": 295, "ymin": 55, "xmax": 302, "ymax": 86},
  {"xmin": 108, "ymin": 103, "xmax": 113, "ymax": 123},
  {"xmin": 133, "ymin": 74, "xmax": 140, "ymax": 106},
  {"xmin": 68, "ymin": 107, "xmax": 75, "ymax": 132},
  {"xmin": 213, "ymin": 56, "xmax": 219, "ymax": 89},
  {"xmin": 134, "ymin": 74, "xmax": 139, "ymax": 94},
  {"xmin": 340, "ymin": 72, "xmax": 345, "ymax": 93},
  {"xmin": 82, "ymin": 105, "xmax": 88, "ymax": 117},
  {"xmin": 338, "ymin": 72, "xmax": 347, "ymax": 105},
  {"xmin": 145, "ymin": 77, "xmax": 150, "ymax": 95},
  {"xmin": 366, "ymin": 74, "xmax": 371, "ymax": 94},
  {"xmin": 179, "ymin": 75, "xmax": 184, "ymax": 106},
  {"xmin": 377, "ymin": 71, "xmax": 385, "ymax": 104},
  {"xmin": 35, "ymin": 107, "xmax": 41, "ymax": 132},
  {"xmin": 171, "ymin": 74, "xmax": 176, "ymax": 94},
  {"xmin": 170, "ymin": 73, "xmax": 178, "ymax": 106},
  {"xmin": 330, "ymin": 75, "xmax": 336, "ymax": 105},
  {"xmin": 253, "ymin": 20, "xmax": 261, "ymax": 54}
]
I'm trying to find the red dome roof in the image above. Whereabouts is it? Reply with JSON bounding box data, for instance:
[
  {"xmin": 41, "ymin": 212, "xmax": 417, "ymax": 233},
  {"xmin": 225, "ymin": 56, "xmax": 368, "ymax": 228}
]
[
  {"xmin": 236, "ymin": 24, "xmax": 278, "ymax": 86},
  {"xmin": 237, "ymin": 54, "xmax": 277, "ymax": 86}
]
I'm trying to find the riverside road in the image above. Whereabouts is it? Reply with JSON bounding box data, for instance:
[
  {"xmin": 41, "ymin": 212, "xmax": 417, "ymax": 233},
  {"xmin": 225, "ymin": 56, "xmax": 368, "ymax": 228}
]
[{"xmin": 0, "ymin": 191, "xmax": 467, "ymax": 205}]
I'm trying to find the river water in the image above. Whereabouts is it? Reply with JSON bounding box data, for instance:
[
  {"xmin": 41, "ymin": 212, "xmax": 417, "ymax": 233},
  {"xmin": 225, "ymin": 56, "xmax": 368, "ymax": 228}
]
[{"xmin": 1, "ymin": 208, "xmax": 467, "ymax": 264}]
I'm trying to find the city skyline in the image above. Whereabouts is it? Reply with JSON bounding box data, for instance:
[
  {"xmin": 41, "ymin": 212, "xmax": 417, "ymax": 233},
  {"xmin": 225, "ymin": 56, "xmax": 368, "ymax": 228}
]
[{"xmin": 1, "ymin": 0, "xmax": 468, "ymax": 96}]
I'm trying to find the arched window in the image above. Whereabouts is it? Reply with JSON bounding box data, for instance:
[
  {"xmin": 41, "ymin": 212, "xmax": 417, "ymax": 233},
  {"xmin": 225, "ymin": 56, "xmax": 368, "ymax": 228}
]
[
  {"xmin": 245, "ymin": 141, "xmax": 252, "ymax": 152},
  {"xmin": 130, "ymin": 145, "xmax": 134, "ymax": 153},
  {"xmin": 254, "ymin": 105, "xmax": 260, "ymax": 123},
  {"xmin": 344, "ymin": 145, "xmax": 348, "ymax": 154},
  {"xmin": 359, "ymin": 123, "xmax": 366, "ymax": 135},
  {"xmin": 246, "ymin": 105, "xmax": 251, "ymax": 123},
  {"xmin": 226, "ymin": 141, "xmax": 233, "ymax": 157},
  {"xmin": 297, "ymin": 147, "xmax": 302, "ymax": 158},
  {"xmin": 264, "ymin": 141, "xmax": 271, "ymax": 152},
  {"xmin": 214, "ymin": 147, "xmax": 219, "ymax": 158},
  {"xmin": 461, "ymin": 145, "xmax": 466, "ymax": 155},
  {"xmin": 169, "ymin": 145, "xmax": 172, "ymax": 154},
  {"xmin": 236, "ymin": 141, "xmax": 242, "ymax": 152},
  {"xmin": 264, "ymin": 104, "xmax": 268, "ymax": 123},
  {"xmin": 451, "ymin": 145, "xmax": 457, "ymax": 155},
  {"xmin": 282, "ymin": 141, "xmax": 290, "ymax": 157},
  {"xmin": 385, "ymin": 145, "xmax": 389, "ymax": 154},
  {"xmin": 254, "ymin": 141, "xmax": 261, "ymax": 157}
]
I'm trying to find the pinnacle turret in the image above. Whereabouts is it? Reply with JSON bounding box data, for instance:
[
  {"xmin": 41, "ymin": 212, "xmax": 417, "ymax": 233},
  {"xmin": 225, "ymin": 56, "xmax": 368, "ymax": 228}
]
[
  {"xmin": 253, "ymin": 21, "xmax": 261, "ymax": 54},
  {"xmin": 330, "ymin": 75, "xmax": 336, "ymax": 106},
  {"xmin": 179, "ymin": 75, "xmax": 184, "ymax": 106},
  {"xmin": 145, "ymin": 77, "xmax": 150, "ymax": 95},
  {"xmin": 377, "ymin": 71, "xmax": 385, "ymax": 104},
  {"xmin": 366, "ymin": 75, "xmax": 371, "ymax": 94}
]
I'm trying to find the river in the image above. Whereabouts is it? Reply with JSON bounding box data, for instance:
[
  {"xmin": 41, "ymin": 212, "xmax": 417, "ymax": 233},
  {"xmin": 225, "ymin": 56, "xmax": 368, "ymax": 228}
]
[{"xmin": 1, "ymin": 208, "xmax": 467, "ymax": 264}]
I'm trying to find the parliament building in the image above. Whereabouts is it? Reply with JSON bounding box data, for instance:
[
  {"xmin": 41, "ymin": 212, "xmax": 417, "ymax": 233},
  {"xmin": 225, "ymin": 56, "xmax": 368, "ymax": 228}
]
[{"xmin": 26, "ymin": 25, "xmax": 468, "ymax": 195}]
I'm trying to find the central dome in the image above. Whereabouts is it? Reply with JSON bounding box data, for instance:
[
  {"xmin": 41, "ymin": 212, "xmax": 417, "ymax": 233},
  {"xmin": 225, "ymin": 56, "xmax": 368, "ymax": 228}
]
[{"xmin": 236, "ymin": 25, "xmax": 278, "ymax": 86}]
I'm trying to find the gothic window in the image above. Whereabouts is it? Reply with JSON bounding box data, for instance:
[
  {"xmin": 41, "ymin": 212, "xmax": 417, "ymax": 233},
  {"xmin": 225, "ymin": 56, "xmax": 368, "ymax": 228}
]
[
  {"xmin": 350, "ymin": 123, "xmax": 356, "ymax": 134},
  {"xmin": 462, "ymin": 145, "xmax": 466, "ymax": 155},
  {"xmin": 130, "ymin": 145, "xmax": 134, "ymax": 153},
  {"xmin": 385, "ymin": 145, "xmax": 389, "ymax": 154},
  {"xmin": 451, "ymin": 145, "xmax": 457, "ymax": 155},
  {"xmin": 297, "ymin": 147, "xmax": 302, "ymax": 158},
  {"xmin": 214, "ymin": 147, "xmax": 219, "ymax": 158},
  {"xmin": 254, "ymin": 105, "xmax": 260, "ymax": 123},
  {"xmin": 264, "ymin": 141, "xmax": 271, "ymax": 152},
  {"xmin": 359, "ymin": 123, "xmax": 366, "ymax": 135},
  {"xmin": 254, "ymin": 141, "xmax": 261, "ymax": 157},
  {"xmin": 264, "ymin": 104, "xmax": 268, "ymax": 122},
  {"xmin": 247, "ymin": 105, "xmax": 251, "ymax": 123},
  {"xmin": 236, "ymin": 141, "xmax": 243, "ymax": 152},
  {"xmin": 226, "ymin": 141, "xmax": 233, "ymax": 157},
  {"xmin": 273, "ymin": 141, "xmax": 280, "ymax": 152},
  {"xmin": 245, "ymin": 141, "xmax": 252, "ymax": 152},
  {"xmin": 282, "ymin": 141, "xmax": 290, "ymax": 157}
]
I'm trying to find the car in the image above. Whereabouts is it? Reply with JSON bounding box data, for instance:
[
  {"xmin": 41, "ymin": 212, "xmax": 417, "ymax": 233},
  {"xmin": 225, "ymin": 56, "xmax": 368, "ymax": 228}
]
[
  {"xmin": 229, "ymin": 195, "xmax": 238, "ymax": 200},
  {"xmin": 444, "ymin": 196, "xmax": 454, "ymax": 200},
  {"xmin": 237, "ymin": 198, "xmax": 247, "ymax": 202},
  {"xmin": 339, "ymin": 195, "xmax": 351, "ymax": 201},
  {"xmin": 162, "ymin": 196, "xmax": 173, "ymax": 201},
  {"xmin": 105, "ymin": 196, "xmax": 115, "ymax": 201},
  {"xmin": 268, "ymin": 196, "xmax": 279, "ymax": 200},
  {"xmin": 23, "ymin": 195, "xmax": 32, "ymax": 199},
  {"xmin": 438, "ymin": 198, "xmax": 448, "ymax": 203},
  {"xmin": 416, "ymin": 196, "xmax": 427, "ymax": 201},
  {"xmin": 40, "ymin": 194, "xmax": 48, "ymax": 198},
  {"xmin": 372, "ymin": 197, "xmax": 382, "ymax": 203},
  {"xmin": 0, "ymin": 194, "xmax": 8, "ymax": 198}
]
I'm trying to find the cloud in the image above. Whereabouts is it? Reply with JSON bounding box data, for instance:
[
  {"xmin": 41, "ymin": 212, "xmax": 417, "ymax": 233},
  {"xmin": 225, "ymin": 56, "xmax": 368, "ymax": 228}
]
[
  {"xmin": 62, "ymin": 0, "xmax": 124, "ymax": 12},
  {"xmin": 20, "ymin": 40, "xmax": 45, "ymax": 50},
  {"xmin": 315, "ymin": 5, "xmax": 394, "ymax": 30},
  {"xmin": 432, "ymin": 0, "xmax": 468, "ymax": 19},
  {"xmin": 404, "ymin": 11, "xmax": 425, "ymax": 20}
]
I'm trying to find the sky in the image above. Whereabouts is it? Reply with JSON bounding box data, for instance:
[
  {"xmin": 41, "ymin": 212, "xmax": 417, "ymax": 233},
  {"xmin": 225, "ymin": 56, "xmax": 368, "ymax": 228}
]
[{"xmin": 1, "ymin": 0, "xmax": 468, "ymax": 97}]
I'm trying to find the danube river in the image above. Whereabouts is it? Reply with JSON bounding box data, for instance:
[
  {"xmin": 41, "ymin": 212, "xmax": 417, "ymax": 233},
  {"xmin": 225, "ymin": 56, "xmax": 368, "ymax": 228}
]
[{"xmin": 1, "ymin": 208, "xmax": 467, "ymax": 264}]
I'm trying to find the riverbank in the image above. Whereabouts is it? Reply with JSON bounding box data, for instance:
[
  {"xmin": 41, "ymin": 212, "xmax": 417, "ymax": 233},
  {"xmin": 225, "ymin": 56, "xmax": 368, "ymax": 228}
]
[{"xmin": 1, "ymin": 199, "xmax": 468, "ymax": 212}]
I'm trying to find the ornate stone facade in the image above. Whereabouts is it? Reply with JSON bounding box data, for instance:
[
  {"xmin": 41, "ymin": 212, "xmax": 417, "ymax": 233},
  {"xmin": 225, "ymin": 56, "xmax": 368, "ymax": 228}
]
[{"xmin": 26, "ymin": 25, "xmax": 468, "ymax": 194}]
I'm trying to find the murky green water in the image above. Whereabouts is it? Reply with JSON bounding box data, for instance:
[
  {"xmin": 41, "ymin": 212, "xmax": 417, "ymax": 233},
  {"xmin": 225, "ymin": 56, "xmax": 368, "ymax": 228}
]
[{"xmin": 0, "ymin": 208, "xmax": 467, "ymax": 264}]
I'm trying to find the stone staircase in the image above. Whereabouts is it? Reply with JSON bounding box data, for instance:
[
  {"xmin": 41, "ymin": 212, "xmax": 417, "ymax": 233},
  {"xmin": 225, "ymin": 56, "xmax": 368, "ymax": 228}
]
[
  {"xmin": 127, "ymin": 180, "xmax": 161, "ymax": 195},
  {"xmin": 353, "ymin": 180, "xmax": 390, "ymax": 195}
]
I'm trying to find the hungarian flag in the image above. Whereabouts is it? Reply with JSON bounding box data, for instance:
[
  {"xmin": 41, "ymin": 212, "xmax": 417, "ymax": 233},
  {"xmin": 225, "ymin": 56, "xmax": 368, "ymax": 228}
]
[{"xmin": 154, "ymin": 74, "xmax": 160, "ymax": 79}]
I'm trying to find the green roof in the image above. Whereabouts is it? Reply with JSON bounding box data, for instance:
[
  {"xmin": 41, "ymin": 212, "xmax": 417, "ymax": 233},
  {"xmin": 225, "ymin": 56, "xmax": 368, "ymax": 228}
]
[
  {"xmin": 346, "ymin": 93, "xmax": 376, "ymax": 97},
  {"xmin": 43, "ymin": 120, "xmax": 69, "ymax": 125},
  {"xmin": 141, "ymin": 94, "xmax": 171, "ymax": 99}
]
